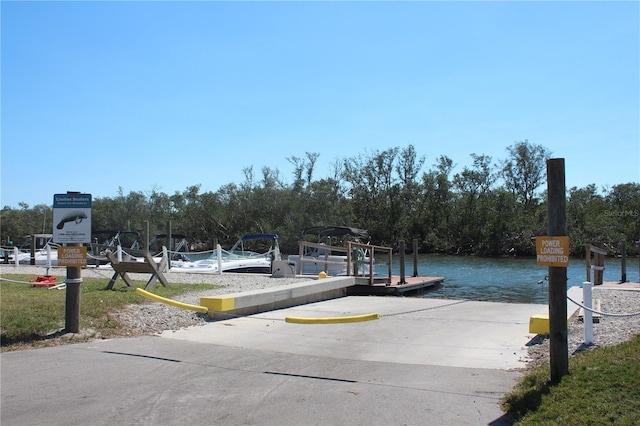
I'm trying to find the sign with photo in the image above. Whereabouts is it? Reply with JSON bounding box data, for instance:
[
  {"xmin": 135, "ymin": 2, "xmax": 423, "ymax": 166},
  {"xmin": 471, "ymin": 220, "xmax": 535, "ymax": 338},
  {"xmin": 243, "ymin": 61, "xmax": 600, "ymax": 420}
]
[{"xmin": 52, "ymin": 193, "xmax": 92, "ymax": 244}]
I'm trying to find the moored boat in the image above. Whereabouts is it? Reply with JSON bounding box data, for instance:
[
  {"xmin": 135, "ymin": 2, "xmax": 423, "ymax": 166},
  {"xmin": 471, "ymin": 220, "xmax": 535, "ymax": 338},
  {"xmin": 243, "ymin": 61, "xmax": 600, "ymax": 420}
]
[
  {"xmin": 288, "ymin": 226, "xmax": 373, "ymax": 276},
  {"xmin": 169, "ymin": 233, "xmax": 281, "ymax": 274},
  {"xmin": 5, "ymin": 234, "xmax": 59, "ymax": 266}
]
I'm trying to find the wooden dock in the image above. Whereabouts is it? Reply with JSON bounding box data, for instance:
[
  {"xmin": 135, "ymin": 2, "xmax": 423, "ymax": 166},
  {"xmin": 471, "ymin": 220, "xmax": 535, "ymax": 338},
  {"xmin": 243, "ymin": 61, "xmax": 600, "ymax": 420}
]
[{"xmin": 349, "ymin": 276, "xmax": 444, "ymax": 296}]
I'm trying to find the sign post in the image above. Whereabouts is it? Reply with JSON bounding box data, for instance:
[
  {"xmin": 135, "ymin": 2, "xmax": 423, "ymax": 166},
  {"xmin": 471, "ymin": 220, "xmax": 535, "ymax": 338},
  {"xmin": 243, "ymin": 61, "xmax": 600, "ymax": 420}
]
[
  {"xmin": 53, "ymin": 192, "xmax": 91, "ymax": 334},
  {"xmin": 545, "ymin": 159, "xmax": 569, "ymax": 384}
]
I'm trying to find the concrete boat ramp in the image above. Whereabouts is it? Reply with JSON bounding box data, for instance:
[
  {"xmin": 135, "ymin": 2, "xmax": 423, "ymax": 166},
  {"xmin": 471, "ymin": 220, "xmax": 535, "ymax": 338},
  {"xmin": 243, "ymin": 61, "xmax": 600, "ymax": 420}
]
[
  {"xmin": 1, "ymin": 297, "xmax": 548, "ymax": 425},
  {"xmin": 1, "ymin": 275, "xmax": 564, "ymax": 425},
  {"xmin": 1, "ymin": 313, "xmax": 528, "ymax": 425},
  {"xmin": 199, "ymin": 275, "xmax": 445, "ymax": 319}
]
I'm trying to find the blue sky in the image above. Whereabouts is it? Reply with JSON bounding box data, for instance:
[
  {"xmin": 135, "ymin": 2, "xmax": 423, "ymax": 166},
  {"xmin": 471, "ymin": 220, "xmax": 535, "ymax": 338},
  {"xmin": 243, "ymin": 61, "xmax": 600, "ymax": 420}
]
[{"xmin": 2, "ymin": 1, "xmax": 638, "ymax": 209}]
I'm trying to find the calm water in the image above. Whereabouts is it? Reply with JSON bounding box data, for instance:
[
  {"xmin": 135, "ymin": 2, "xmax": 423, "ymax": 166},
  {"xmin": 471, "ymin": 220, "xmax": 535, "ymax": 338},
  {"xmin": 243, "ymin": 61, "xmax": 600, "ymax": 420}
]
[
  {"xmin": 386, "ymin": 255, "xmax": 640, "ymax": 304},
  {"xmin": 185, "ymin": 250, "xmax": 639, "ymax": 304}
]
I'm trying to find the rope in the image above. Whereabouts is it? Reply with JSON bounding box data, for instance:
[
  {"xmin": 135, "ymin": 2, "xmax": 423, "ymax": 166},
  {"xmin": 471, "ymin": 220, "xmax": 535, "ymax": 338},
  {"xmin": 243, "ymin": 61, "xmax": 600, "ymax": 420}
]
[
  {"xmin": 86, "ymin": 252, "xmax": 109, "ymax": 260},
  {"xmin": 168, "ymin": 249, "xmax": 214, "ymax": 257},
  {"xmin": 85, "ymin": 269, "xmax": 117, "ymax": 280},
  {"xmin": 384, "ymin": 300, "xmax": 468, "ymax": 317},
  {"xmin": 0, "ymin": 277, "xmax": 35, "ymax": 284},
  {"xmin": 514, "ymin": 275, "xmax": 548, "ymax": 288},
  {"xmin": 0, "ymin": 276, "xmax": 65, "ymax": 289},
  {"xmin": 567, "ymin": 295, "xmax": 640, "ymax": 318}
]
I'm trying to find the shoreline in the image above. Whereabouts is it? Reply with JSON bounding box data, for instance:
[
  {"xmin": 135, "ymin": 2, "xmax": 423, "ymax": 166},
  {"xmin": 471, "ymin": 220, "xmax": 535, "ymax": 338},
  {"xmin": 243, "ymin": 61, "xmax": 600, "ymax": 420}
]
[{"xmin": 2, "ymin": 264, "xmax": 639, "ymax": 366}]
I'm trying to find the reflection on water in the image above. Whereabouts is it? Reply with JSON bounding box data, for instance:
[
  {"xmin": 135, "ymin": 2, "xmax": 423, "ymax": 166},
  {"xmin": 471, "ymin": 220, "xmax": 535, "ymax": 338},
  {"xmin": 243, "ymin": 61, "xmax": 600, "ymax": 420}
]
[{"xmin": 385, "ymin": 255, "xmax": 640, "ymax": 304}]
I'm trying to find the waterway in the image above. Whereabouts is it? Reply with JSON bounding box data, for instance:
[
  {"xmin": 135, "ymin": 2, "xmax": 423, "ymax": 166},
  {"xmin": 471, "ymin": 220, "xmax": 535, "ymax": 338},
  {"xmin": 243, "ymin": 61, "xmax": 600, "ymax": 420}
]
[
  {"xmin": 387, "ymin": 255, "xmax": 640, "ymax": 304},
  {"xmin": 180, "ymin": 250, "xmax": 639, "ymax": 304}
]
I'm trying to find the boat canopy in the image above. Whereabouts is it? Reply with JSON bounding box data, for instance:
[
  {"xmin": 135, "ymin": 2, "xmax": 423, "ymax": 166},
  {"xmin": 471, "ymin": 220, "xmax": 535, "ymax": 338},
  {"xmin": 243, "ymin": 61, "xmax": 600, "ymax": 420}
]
[
  {"xmin": 240, "ymin": 233, "xmax": 279, "ymax": 241},
  {"xmin": 302, "ymin": 226, "xmax": 369, "ymax": 240},
  {"xmin": 230, "ymin": 233, "xmax": 280, "ymax": 253}
]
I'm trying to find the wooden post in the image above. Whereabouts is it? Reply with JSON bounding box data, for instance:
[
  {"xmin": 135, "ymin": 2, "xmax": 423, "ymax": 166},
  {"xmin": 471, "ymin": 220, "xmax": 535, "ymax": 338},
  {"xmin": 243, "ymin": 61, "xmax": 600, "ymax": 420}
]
[
  {"xmin": 585, "ymin": 244, "xmax": 591, "ymax": 282},
  {"xmin": 63, "ymin": 191, "xmax": 84, "ymax": 334},
  {"xmin": 65, "ymin": 242, "xmax": 82, "ymax": 333},
  {"xmin": 547, "ymin": 158, "xmax": 569, "ymax": 384},
  {"xmin": 637, "ymin": 239, "xmax": 640, "ymax": 283},
  {"xmin": 167, "ymin": 220, "xmax": 172, "ymax": 269},
  {"xmin": 399, "ymin": 240, "xmax": 406, "ymax": 284},
  {"xmin": 620, "ymin": 241, "xmax": 627, "ymax": 283},
  {"xmin": 413, "ymin": 239, "xmax": 419, "ymax": 277},
  {"xmin": 29, "ymin": 235, "xmax": 36, "ymax": 265},
  {"xmin": 144, "ymin": 221, "xmax": 150, "ymax": 254}
]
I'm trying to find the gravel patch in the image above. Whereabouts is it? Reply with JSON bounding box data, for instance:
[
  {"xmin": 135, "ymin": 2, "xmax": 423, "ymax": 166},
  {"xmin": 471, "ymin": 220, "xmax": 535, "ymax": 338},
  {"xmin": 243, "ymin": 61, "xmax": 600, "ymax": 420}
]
[
  {"xmin": 113, "ymin": 271, "xmax": 312, "ymax": 336},
  {"xmin": 526, "ymin": 288, "xmax": 640, "ymax": 367},
  {"xmin": 0, "ymin": 265, "xmax": 313, "ymax": 337}
]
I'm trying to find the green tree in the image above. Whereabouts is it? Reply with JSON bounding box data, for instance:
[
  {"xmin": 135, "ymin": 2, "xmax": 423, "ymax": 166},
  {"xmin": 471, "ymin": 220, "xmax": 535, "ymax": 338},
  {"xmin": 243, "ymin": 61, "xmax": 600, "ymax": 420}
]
[
  {"xmin": 342, "ymin": 148, "xmax": 400, "ymax": 245},
  {"xmin": 395, "ymin": 145, "xmax": 425, "ymax": 243},
  {"xmin": 602, "ymin": 183, "xmax": 640, "ymax": 254},
  {"xmin": 0, "ymin": 203, "xmax": 52, "ymax": 246},
  {"xmin": 501, "ymin": 140, "xmax": 551, "ymax": 208},
  {"xmin": 452, "ymin": 154, "xmax": 496, "ymax": 254},
  {"xmin": 567, "ymin": 184, "xmax": 606, "ymax": 254},
  {"xmin": 419, "ymin": 155, "xmax": 455, "ymax": 253}
]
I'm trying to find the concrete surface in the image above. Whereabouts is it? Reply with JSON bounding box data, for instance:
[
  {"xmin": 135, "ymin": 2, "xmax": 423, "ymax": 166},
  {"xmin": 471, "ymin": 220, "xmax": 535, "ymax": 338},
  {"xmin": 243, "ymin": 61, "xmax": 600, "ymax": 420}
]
[
  {"xmin": 0, "ymin": 294, "xmax": 555, "ymax": 425},
  {"xmin": 168, "ymin": 296, "xmax": 548, "ymax": 370},
  {"xmin": 200, "ymin": 276, "xmax": 354, "ymax": 319}
]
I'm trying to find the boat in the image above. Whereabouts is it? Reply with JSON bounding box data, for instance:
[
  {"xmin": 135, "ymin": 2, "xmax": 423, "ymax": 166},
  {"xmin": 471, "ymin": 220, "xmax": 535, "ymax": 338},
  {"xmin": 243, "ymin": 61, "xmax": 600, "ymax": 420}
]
[
  {"xmin": 169, "ymin": 233, "xmax": 281, "ymax": 274},
  {"xmin": 90, "ymin": 231, "xmax": 194, "ymax": 265},
  {"xmin": 6, "ymin": 234, "xmax": 59, "ymax": 266},
  {"xmin": 287, "ymin": 226, "xmax": 373, "ymax": 276},
  {"xmin": 87, "ymin": 230, "xmax": 143, "ymax": 265},
  {"xmin": 147, "ymin": 233, "xmax": 191, "ymax": 261}
]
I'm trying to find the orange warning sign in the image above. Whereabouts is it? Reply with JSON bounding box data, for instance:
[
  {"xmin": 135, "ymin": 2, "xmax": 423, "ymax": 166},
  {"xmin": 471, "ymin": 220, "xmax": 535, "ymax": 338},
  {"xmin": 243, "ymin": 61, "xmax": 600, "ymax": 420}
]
[
  {"xmin": 536, "ymin": 236, "xmax": 570, "ymax": 267},
  {"xmin": 57, "ymin": 246, "xmax": 87, "ymax": 267}
]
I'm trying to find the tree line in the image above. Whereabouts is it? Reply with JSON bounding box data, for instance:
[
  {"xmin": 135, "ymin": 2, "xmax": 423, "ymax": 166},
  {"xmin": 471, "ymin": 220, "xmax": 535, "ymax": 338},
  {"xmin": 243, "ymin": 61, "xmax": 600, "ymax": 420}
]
[{"xmin": 2, "ymin": 141, "xmax": 639, "ymax": 257}]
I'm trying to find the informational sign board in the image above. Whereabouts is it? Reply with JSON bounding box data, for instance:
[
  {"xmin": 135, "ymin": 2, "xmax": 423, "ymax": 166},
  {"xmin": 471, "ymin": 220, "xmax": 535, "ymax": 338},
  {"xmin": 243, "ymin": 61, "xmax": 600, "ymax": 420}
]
[
  {"xmin": 52, "ymin": 193, "xmax": 92, "ymax": 244},
  {"xmin": 57, "ymin": 246, "xmax": 88, "ymax": 267},
  {"xmin": 536, "ymin": 236, "xmax": 570, "ymax": 267}
]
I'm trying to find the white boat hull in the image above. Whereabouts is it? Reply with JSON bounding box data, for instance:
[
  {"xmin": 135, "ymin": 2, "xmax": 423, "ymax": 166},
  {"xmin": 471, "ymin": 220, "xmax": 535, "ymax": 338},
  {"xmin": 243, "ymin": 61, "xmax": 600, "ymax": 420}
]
[
  {"xmin": 170, "ymin": 257, "xmax": 273, "ymax": 274},
  {"xmin": 9, "ymin": 248, "xmax": 58, "ymax": 267}
]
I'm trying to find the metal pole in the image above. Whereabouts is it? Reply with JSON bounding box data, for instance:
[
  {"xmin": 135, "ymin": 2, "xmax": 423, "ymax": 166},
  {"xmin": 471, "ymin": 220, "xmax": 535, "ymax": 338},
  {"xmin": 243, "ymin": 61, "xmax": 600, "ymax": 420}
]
[{"xmin": 547, "ymin": 158, "xmax": 569, "ymax": 384}]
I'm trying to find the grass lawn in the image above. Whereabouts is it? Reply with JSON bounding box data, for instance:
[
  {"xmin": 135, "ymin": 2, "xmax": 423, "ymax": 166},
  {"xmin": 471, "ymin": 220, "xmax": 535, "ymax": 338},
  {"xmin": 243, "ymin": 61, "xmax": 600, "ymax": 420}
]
[
  {"xmin": 503, "ymin": 334, "xmax": 640, "ymax": 425},
  {"xmin": 1, "ymin": 273, "xmax": 217, "ymax": 351}
]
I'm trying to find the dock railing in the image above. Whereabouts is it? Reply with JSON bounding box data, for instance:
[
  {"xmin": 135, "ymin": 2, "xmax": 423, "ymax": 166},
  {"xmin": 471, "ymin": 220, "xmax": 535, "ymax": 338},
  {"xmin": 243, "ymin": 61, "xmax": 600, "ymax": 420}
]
[
  {"xmin": 297, "ymin": 241, "xmax": 349, "ymax": 275},
  {"xmin": 296, "ymin": 240, "xmax": 393, "ymax": 284},
  {"xmin": 347, "ymin": 241, "xmax": 392, "ymax": 285},
  {"xmin": 586, "ymin": 244, "xmax": 606, "ymax": 285}
]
